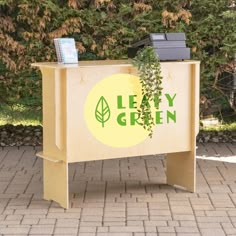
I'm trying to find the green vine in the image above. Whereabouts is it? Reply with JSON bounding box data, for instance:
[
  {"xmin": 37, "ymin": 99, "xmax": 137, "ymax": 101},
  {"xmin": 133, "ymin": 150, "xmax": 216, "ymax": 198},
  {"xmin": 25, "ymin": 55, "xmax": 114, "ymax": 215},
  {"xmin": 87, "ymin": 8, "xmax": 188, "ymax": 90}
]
[{"xmin": 132, "ymin": 46, "xmax": 163, "ymax": 138}]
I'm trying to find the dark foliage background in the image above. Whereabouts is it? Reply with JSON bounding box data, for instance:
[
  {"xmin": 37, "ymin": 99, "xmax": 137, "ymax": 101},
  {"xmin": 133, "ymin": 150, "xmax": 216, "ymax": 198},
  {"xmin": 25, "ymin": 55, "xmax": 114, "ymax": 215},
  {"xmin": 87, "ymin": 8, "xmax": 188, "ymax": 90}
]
[{"xmin": 0, "ymin": 0, "xmax": 235, "ymax": 120}]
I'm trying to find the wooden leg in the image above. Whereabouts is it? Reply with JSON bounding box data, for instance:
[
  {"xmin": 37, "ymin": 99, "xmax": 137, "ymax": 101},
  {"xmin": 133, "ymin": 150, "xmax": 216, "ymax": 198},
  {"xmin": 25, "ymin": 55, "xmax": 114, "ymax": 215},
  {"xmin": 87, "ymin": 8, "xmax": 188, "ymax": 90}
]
[
  {"xmin": 43, "ymin": 159, "xmax": 69, "ymax": 209},
  {"xmin": 166, "ymin": 151, "xmax": 196, "ymax": 192}
]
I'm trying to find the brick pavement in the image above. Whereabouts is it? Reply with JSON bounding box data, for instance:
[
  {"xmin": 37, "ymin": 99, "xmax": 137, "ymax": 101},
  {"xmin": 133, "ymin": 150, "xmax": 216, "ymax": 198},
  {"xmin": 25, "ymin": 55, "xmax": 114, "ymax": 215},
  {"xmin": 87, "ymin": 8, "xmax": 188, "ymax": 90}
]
[{"xmin": 0, "ymin": 143, "xmax": 235, "ymax": 236}]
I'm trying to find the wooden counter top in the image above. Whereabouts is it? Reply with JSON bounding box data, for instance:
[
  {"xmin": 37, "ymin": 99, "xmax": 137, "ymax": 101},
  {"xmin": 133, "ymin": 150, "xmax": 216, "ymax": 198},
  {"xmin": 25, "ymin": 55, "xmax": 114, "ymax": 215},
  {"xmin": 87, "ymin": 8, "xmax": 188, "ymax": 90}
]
[{"xmin": 32, "ymin": 60, "xmax": 200, "ymax": 69}]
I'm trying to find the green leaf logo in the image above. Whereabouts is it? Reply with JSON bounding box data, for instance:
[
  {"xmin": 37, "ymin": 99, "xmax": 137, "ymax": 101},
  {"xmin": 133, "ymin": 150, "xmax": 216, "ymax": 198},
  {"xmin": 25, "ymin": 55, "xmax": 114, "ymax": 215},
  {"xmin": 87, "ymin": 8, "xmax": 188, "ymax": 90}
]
[{"xmin": 95, "ymin": 96, "xmax": 111, "ymax": 127}]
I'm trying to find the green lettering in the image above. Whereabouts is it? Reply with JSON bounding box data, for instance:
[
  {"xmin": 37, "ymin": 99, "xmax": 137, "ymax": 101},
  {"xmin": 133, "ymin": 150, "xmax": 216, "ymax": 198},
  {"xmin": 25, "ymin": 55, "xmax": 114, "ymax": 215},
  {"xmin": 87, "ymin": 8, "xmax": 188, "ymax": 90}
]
[
  {"xmin": 117, "ymin": 112, "xmax": 126, "ymax": 126},
  {"xmin": 165, "ymin": 94, "xmax": 176, "ymax": 107},
  {"xmin": 130, "ymin": 112, "xmax": 141, "ymax": 126},
  {"xmin": 155, "ymin": 111, "xmax": 163, "ymax": 124},
  {"xmin": 129, "ymin": 95, "xmax": 137, "ymax": 109},
  {"xmin": 167, "ymin": 110, "xmax": 176, "ymax": 123},
  {"xmin": 117, "ymin": 96, "xmax": 126, "ymax": 109}
]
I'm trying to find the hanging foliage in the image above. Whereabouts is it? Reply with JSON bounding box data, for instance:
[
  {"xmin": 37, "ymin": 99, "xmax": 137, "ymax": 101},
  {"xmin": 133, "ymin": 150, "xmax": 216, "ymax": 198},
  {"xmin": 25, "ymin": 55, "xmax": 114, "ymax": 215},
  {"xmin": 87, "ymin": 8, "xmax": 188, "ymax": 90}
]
[{"xmin": 132, "ymin": 46, "xmax": 162, "ymax": 137}]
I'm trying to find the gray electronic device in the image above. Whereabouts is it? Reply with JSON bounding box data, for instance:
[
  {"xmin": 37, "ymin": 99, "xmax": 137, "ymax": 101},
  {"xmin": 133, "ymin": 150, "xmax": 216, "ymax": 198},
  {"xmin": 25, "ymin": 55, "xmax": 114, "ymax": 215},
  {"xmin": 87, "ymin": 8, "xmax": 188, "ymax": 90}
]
[{"xmin": 128, "ymin": 33, "xmax": 190, "ymax": 61}]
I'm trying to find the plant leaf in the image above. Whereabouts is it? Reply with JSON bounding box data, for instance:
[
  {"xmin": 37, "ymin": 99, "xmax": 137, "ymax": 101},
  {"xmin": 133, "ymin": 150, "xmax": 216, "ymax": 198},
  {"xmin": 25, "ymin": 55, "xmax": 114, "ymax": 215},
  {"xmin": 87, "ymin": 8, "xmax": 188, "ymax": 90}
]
[{"xmin": 95, "ymin": 96, "xmax": 111, "ymax": 127}]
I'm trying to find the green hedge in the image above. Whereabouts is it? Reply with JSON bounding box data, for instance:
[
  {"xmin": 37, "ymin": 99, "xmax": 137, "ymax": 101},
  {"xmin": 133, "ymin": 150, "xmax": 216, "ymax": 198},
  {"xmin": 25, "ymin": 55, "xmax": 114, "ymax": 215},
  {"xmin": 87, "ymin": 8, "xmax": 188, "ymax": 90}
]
[{"xmin": 0, "ymin": 0, "xmax": 235, "ymax": 116}]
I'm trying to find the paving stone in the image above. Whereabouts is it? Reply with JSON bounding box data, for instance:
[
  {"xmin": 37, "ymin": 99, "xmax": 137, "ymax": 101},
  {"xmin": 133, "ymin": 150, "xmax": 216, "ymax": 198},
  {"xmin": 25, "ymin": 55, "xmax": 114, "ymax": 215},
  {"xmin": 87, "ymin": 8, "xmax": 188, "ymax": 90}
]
[
  {"xmin": 104, "ymin": 211, "xmax": 125, "ymax": 217},
  {"xmin": 157, "ymin": 226, "xmax": 175, "ymax": 233},
  {"xmin": 82, "ymin": 208, "xmax": 103, "ymax": 216},
  {"xmin": 179, "ymin": 221, "xmax": 197, "ymax": 227},
  {"xmin": 23, "ymin": 214, "xmax": 46, "ymax": 219},
  {"xmin": 192, "ymin": 204, "xmax": 214, "ymax": 210},
  {"xmin": 97, "ymin": 227, "xmax": 109, "ymax": 233},
  {"xmin": 200, "ymin": 228, "xmax": 226, "ymax": 236},
  {"xmin": 0, "ymin": 226, "xmax": 30, "ymax": 235},
  {"xmin": 76, "ymin": 233, "xmax": 96, "ymax": 236},
  {"xmin": 205, "ymin": 210, "xmax": 228, "ymax": 216},
  {"xmin": 5, "ymin": 215, "xmax": 23, "ymax": 221},
  {"xmin": 149, "ymin": 209, "xmax": 171, "ymax": 216},
  {"xmin": 127, "ymin": 220, "xmax": 143, "ymax": 226},
  {"xmin": 144, "ymin": 221, "xmax": 167, "ymax": 227},
  {"xmin": 39, "ymin": 218, "xmax": 56, "ymax": 225},
  {"xmin": 157, "ymin": 234, "xmax": 176, "ymax": 236},
  {"xmin": 28, "ymin": 200, "xmax": 50, "ymax": 209},
  {"xmin": 150, "ymin": 215, "xmax": 172, "ymax": 221},
  {"xmin": 21, "ymin": 218, "xmax": 39, "ymax": 225},
  {"xmin": 127, "ymin": 215, "xmax": 149, "ymax": 221},
  {"xmin": 0, "ymin": 220, "xmax": 21, "ymax": 225},
  {"xmin": 210, "ymin": 185, "xmax": 232, "ymax": 193},
  {"xmin": 28, "ymin": 235, "xmax": 52, "ymax": 236},
  {"xmin": 223, "ymin": 227, "xmax": 236, "ymax": 235},
  {"xmin": 167, "ymin": 220, "xmax": 179, "ymax": 227},
  {"xmin": 0, "ymin": 144, "xmax": 236, "ymax": 236},
  {"xmin": 177, "ymin": 234, "xmax": 200, "ymax": 236},
  {"xmin": 196, "ymin": 216, "xmax": 231, "ymax": 223},
  {"xmin": 105, "ymin": 203, "xmax": 125, "ymax": 208},
  {"xmin": 143, "ymin": 226, "xmax": 156, "ymax": 233},
  {"xmin": 14, "ymin": 209, "xmax": 48, "ymax": 215},
  {"xmin": 103, "ymin": 217, "xmax": 126, "ymax": 222},
  {"xmin": 79, "ymin": 227, "xmax": 97, "ymax": 233},
  {"xmin": 81, "ymin": 215, "xmax": 103, "ymax": 221},
  {"xmin": 109, "ymin": 226, "xmax": 145, "ymax": 233},
  {"xmin": 29, "ymin": 226, "xmax": 54, "ymax": 235},
  {"xmin": 221, "ymin": 223, "xmax": 236, "ymax": 234},
  {"xmin": 198, "ymin": 222, "xmax": 222, "ymax": 228},
  {"xmin": 47, "ymin": 212, "xmax": 80, "ymax": 219},
  {"xmin": 103, "ymin": 222, "xmax": 126, "ymax": 226},
  {"xmin": 54, "ymin": 227, "xmax": 78, "ymax": 235},
  {"xmin": 56, "ymin": 219, "xmax": 79, "ymax": 227},
  {"xmin": 175, "ymin": 226, "xmax": 199, "ymax": 233},
  {"xmin": 80, "ymin": 222, "xmax": 102, "ymax": 227},
  {"xmin": 170, "ymin": 205, "xmax": 193, "ymax": 215},
  {"xmin": 127, "ymin": 208, "xmax": 148, "ymax": 216},
  {"xmin": 97, "ymin": 234, "xmax": 132, "ymax": 236},
  {"xmin": 173, "ymin": 215, "xmax": 195, "ymax": 221},
  {"xmin": 48, "ymin": 208, "xmax": 64, "ymax": 213},
  {"xmin": 0, "ymin": 215, "xmax": 6, "ymax": 221},
  {"xmin": 133, "ymin": 233, "xmax": 146, "ymax": 236},
  {"xmin": 227, "ymin": 210, "xmax": 236, "ymax": 216}
]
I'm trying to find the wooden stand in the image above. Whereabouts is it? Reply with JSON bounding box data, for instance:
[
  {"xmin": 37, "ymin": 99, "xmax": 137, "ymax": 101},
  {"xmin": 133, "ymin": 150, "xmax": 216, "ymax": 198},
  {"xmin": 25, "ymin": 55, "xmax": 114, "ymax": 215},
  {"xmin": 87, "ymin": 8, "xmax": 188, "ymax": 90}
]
[{"xmin": 33, "ymin": 60, "xmax": 200, "ymax": 208}]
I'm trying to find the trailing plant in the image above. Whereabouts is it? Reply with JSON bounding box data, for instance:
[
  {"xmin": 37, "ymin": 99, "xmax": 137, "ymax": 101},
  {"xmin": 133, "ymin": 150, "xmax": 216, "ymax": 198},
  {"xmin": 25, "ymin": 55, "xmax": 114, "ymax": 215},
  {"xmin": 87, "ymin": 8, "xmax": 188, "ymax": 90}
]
[{"xmin": 132, "ymin": 46, "xmax": 163, "ymax": 137}]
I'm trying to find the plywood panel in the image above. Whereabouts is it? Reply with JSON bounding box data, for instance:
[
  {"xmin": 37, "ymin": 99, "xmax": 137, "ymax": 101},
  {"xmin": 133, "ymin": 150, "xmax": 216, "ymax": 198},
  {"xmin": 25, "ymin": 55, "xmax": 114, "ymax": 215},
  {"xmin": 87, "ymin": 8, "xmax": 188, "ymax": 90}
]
[
  {"xmin": 44, "ymin": 160, "xmax": 68, "ymax": 209},
  {"xmin": 41, "ymin": 68, "xmax": 67, "ymax": 162},
  {"xmin": 65, "ymin": 63, "xmax": 196, "ymax": 162}
]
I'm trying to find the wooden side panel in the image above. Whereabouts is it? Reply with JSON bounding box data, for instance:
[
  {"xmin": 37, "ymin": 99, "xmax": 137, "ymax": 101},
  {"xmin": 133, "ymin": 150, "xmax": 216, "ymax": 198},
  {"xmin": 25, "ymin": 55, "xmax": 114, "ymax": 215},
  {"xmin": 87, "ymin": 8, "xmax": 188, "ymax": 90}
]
[
  {"xmin": 40, "ymin": 68, "xmax": 67, "ymax": 162},
  {"xmin": 166, "ymin": 151, "xmax": 196, "ymax": 192},
  {"xmin": 166, "ymin": 63, "xmax": 200, "ymax": 192},
  {"xmin": 44, "ymin": 160, "xmax": 69, "ymax": 209}
]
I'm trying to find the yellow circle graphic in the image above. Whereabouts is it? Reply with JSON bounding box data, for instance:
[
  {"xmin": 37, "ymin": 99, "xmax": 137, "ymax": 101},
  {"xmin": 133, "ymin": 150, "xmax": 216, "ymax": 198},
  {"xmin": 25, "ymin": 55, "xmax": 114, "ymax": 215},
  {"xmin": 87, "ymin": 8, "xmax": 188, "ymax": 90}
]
[{"xmin": 84, "ymin": 74, "xmax": 149, "ymax": 148}]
